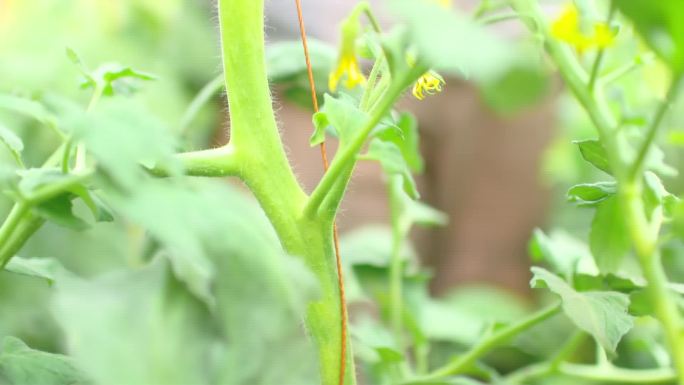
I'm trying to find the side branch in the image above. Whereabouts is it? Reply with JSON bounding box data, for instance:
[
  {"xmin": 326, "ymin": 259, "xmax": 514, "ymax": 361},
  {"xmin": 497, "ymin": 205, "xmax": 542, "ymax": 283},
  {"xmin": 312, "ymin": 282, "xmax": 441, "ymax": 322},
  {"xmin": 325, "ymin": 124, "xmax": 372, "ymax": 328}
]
[{"xmin": 304, "ymin": 68, "xmax": 422, "ymax": 220}]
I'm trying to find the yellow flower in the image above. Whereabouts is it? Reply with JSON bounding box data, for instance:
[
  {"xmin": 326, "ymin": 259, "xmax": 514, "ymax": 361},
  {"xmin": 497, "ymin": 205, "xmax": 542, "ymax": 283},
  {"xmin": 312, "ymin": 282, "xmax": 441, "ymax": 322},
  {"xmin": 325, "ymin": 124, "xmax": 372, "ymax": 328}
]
[
  {"xmin": 329, "ymin": 53, "xmax": 366, "ymax": 92},
  {"xmin": 551, "ymin": 4, "xmax": 616, "ymax": 52},
  {"xmin": 329, "ymin": 13, "xmax": 366, "ymax": 92},
  {"xmin": 434, "ymin": 0, "xmax": 451, "ymax": 7},
  {"xmin": 412, "ymin": 71, "xmax": 445, "ymax": 100}
]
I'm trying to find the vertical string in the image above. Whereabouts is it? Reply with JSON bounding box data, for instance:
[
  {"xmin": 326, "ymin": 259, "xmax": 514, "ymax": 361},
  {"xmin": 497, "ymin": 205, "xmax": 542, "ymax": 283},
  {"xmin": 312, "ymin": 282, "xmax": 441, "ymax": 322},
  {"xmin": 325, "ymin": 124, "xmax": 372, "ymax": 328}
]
[{"xmin": 292, "ymin": 2, "xmax": 349, "ymax": 385}]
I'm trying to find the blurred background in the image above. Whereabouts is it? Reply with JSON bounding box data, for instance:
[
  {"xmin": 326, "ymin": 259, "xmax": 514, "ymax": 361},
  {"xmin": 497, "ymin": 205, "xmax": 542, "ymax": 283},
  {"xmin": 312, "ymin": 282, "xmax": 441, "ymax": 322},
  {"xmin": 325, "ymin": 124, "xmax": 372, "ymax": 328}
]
[
  {"xmin": 2, "ymin": 1, "xmax": 680, "ymax": 381},
  {"xmin": 0, "ymin": 0, "xmax": 566, "ymax": 346}
]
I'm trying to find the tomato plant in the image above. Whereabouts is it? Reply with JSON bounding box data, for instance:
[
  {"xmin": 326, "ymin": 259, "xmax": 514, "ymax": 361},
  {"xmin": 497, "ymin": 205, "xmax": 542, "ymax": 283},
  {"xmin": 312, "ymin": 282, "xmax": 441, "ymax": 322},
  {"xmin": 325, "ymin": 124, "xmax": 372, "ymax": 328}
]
[{"xmin": 1, "ymin": 0, "xmax": 684, "ymax": 385}]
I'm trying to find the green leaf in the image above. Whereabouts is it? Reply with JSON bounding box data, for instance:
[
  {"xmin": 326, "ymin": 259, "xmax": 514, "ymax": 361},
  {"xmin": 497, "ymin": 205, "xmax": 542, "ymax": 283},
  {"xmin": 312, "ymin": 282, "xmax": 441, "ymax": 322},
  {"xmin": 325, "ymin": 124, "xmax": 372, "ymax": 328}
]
[
  {"xmin": 0, "ymin": 93, "xmax": 56, "ymax": 126},
  {"xmin": 531, "ymin": 267, "xmax": 633, "ymax": 353},
  {"xmin": 4, "ymin": 257, "xmax": 67, "ymax": 285},
  {"xmin": 81, "ymin": 63, "xmax": 156, "ymax": 96},
  {"xmin": 480, "ymin": 64, "xmax": 550, "ymax": 115},
  {"xmin": 69, "ymin": 185, "xmax": 114, "ymax": 223},
  {"xmin": 341, "ymin": 225, "xmax": 417, "ymax": 268},
  {"xmin": 363, "ymin": 140, "xmax": 419, "ymax": 199},
  {"xmin": 53, "ymin": 181, "xmax": 320, "ymax": 385},
  {"xmin": 32, "ymin": 194, "xmax": 90, "ymax": 231},
  {"xmin": 52, "ymin": 260, "xmax": 215, "ymax": 385},
  {"xmin": 310, "ymin": 112, "xmax": 330, "ymax": 146},
  {"xmin": 311, "ymin": 94, "xmax": 368, "ymax": 146},
  {"xmin": 567, "ymin": 181, "xmax": 616, "ymax": 206},
  {"xmin": 75, "ymin": 98, "xmax": 180, "ymax": 190},
  {"xmin": 389, "ymin": 0, "xmax": 513, "ymax": 80},
  {"xmin": 643, "ymin": 171, "xmax": 667, "ymax": 220},
  {"xmin": 15, "ymin": 168, "xmax": 69, "ymax": 197},
  {"xmin": 574, "ymin": 139, "xmax": 612, "ymax": 175},
  {"xmin": 389, "ymin": 178, "xmax": 447, "ymax": 236},
  {"xmin": 0, "ymin": 336, "xmax": 90, "ymax": 385},
  {"xmin": 266, "ymin": 39, "xmax": 335, "ymax": 85},
  {"xmin": 374, "ymin": 347, "xmax": 404, "ymax": 364},
  {"xmin": 613, "ymin": 0, "xmax": 684, "ymax": 72},
  {"xmin": 644, "ymin": 145, "xmax": 678, "ymax": 177},
  {"xmin": 377, "ymin": 112, "xmax": 424, "ymax": 172},
  {"xmin": 0, "ymin": 122, "xmax": 24, "ymax": 165},
  {"xmin": 589, "ymin": 197, "xmax": 631, "ymax": 274},
  {"xmin": 528, "ymin": 229, "xmax": 594, "ymax": 277}
]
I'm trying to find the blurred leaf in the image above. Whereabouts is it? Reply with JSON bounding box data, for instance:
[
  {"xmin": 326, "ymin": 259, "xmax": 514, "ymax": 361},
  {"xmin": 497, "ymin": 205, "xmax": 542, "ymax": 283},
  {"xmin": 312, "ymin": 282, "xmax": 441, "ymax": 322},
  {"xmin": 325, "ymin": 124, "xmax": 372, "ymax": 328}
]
[
  {"xmin": 531, "ymin": 267, "xmax": 634, "ymax": 353},
  {"xmin": 528, "ymin": 229, "xmax": 595, "ymax": 277},
  {"xmin": 33, "ymin": 194, "xmax": 90, "ymax": 231},
  {"xmin": 0, "ymin": 336, "xmax": 90, "ymax": 385},
  {"xmin": 613, "ymin": 0, "xmax": 684, "ymax": 72},
  {"xmin": 645, "ymin": 145, "xmax": 678, "ymax": 177},
  {"xmin": 377, "ymin": 112, "xmax": 424, "ymax": 173},
  {"xmin": 52, "ymin": 259, "xmax": 215, "ymax": 385},
  {"xmin": 643, "ymin": 171, "xmax": 667, "ymax": 220},
  {"xmin": 266, "ymin": 39, "xmax": 335, "ymax": 85},
  {"xmin": 94, "ymin": 180, "xmax": 320, "ymax": 384},
  {"xmin": 389, "ymin": 177, "xmax": 447, "ymax": 238},
  {"xmin": 389, "ymin": 0, "xmax": 512, "ymax": 79},
  {"xmin": 81, "ymin": 63, "xmax": 156, "ymax": 96},
  {"xmin": 364, "ymin": 141, "xmax": 419, "ymax": 199},
  {"xmin": 69, "ymin": 186, "xmax": 114, "ymax": 223},
  {"xmin": 374, "ymin": 347, "xmax": 404, "ymax": 364},
  {"xmin": 0, "ymin": 122, "xmax": 24, "ymax": 165},
  {"xmin": 480, "ymin": 64, "xmax": 550, "ymax": 115},
  {"xmin": 567, "ymin": 181, "xmax": 616, "ymax": 206},
  {"xmin": 15, "ymin": 168, "xmax": 70, "ymax": 197},
  {"xmin": 589, "ymin": 196, "xmax": 631, "ymax": 274},
  {"xmin": 4, "ymin": 257, "xmax": 66, "ymax": 285},
  {"xmin": 573, "ymin": 273, "xmax": 642, "ymax": 293},
  {"xmin": 341, "ymin": 226, "xmax": 417, "ymax": 268},
  {"xmin": 422, "ymin": 285, "xmax": 529, "ymax": 345},
  {"xmin": 574, "ymin": 139, "xmax": 612, "ymax": 175},
  {"xmin": 75, "ymin": 98, "xmax": 180, "ymax": 191},
  {"xmin": 0, "ymin": 94, "xmax": 56, "ymax": 126}
]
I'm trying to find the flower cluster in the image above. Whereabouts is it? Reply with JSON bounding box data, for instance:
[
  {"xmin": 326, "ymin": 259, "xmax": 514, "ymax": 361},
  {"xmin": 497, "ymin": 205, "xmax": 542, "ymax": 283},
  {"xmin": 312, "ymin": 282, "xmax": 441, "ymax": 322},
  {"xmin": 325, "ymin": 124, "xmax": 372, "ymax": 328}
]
[
  {"xmin": 329, "ymin": 15, "xmax": 366, "ymax": 92},
  {"xmin": 412, "ymin": 71, "xmax": 445, "ymax": 100},
  {"xmin": 551, "ymin": 4, "xmax": 616, "ymax": 52}
]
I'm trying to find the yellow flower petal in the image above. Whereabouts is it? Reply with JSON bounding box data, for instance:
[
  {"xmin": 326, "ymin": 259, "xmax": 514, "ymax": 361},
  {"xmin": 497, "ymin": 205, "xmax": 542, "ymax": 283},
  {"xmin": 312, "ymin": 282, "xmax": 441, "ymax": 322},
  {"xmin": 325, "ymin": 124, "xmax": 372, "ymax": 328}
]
[
  {"xmin": 550, "ymin": 3, "xmax": 615, "ymax": 52},
  {"xmin": 412, "ymin": 71, "xmax": 445, "ymax": 101},
  {"xmin": 329, "ymin": 55, "xmax": 366, "ymax": 92}
]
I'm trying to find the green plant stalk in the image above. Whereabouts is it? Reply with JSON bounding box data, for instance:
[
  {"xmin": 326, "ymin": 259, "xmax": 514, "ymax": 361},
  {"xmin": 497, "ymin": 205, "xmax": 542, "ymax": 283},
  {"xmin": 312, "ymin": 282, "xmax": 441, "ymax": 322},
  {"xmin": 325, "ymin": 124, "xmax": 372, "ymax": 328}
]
[
  {"xmin": 558, "ymin": 363, "xmax": 676, "ymax": 384},
  {"xmin": 179, "ymin": 74, "xmax": 224, "ymax": 137},
  {"xmin": 305, "ymin": 66, "xmax": 423, "ymax": 220},
  {"xmin": 389, "ymin": 177, "xmax": 405, "ymax": 347},
  {"xmin": 509, "ymin": 1, "xmax": 684, "ymax": 383},
  {"xmin": 388, "ymin": 175, "xmax": 411, "ymax": 378},
  {"xmin": 505, "ymin": 330, "xmax": 586, "ymax": 384},
  {"xmin": 0, "ymin": 216, "xmax": 44, "ymax": 270},
  {"xmin": 0, "ymin": 203, "xmax": 29, "ymax": 267},
  {"xmin": 217, "ymin": 1, "xmax": 357, "ymax": 383},
  {"xmin": 629, "ymin": 75, "xmax": 682, "ymax": 179},
  {"xmin": 405, "ymin": 303, "xmax": 561, "ymax": 383}
]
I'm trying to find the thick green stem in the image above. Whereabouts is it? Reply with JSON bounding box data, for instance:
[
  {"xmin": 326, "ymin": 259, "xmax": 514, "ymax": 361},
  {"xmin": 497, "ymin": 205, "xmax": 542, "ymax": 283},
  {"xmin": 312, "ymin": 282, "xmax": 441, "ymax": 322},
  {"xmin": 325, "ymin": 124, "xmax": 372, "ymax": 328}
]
[
  {"xmin": 217, "ymin": 2, "xmax": 355, "ymax": 384},
  {"xmin": 217, "ymin": 0, "xmax": 307, "ymax": 237}
]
